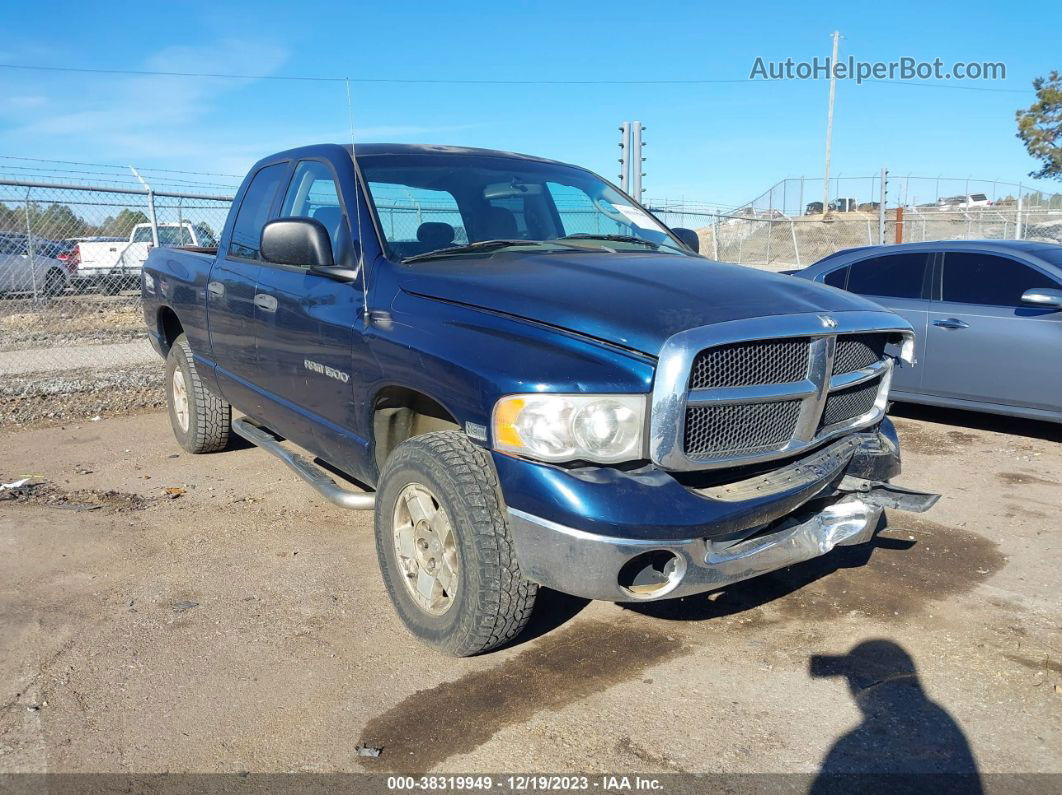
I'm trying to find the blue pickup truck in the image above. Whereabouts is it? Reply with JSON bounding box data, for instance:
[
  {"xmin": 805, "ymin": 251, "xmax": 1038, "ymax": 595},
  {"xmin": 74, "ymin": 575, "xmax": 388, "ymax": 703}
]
[{"xmin": 143, "ymin": 143, "xmax": 936, "ymax": 655}]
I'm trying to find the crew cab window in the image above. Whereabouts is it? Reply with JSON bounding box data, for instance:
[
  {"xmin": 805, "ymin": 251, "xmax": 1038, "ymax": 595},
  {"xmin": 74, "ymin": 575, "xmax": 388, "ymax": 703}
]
[
  {"xmin": 279, "ymin": 160, "xmax": 353, "ymax": 266},
  {"xmin": 845, "ymin": 253, "xmax": 927, "ymax": 299},
  {"xmin": 941, "ymin": 253, "xmax": 1058, "ymax": 306},
  {"xmin": 228, "ymin": 162, "xmax": 288, "ymax": 260},
  {"xmin": 135, "ymin": 226, "xmax": 196, "ymax": 247}
]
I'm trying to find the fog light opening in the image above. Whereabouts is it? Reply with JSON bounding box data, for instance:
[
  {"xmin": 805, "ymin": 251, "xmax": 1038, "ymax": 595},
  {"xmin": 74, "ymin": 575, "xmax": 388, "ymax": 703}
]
[{"xmin": 617, "ymin": 550, "xmax": 686, "ymax": 600}]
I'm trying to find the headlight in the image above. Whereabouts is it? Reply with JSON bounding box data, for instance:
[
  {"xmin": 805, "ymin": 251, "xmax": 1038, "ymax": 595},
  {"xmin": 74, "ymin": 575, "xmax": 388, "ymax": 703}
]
[{"xmin": 492, "ymin": 394, "xmax": 647, "ymax": 464}]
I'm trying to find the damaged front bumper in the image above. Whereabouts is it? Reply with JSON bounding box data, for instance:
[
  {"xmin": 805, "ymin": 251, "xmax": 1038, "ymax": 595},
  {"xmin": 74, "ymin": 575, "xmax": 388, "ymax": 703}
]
[{"xmin": 497, "ymin": 419, "xmax": 938, "ymax": 602}]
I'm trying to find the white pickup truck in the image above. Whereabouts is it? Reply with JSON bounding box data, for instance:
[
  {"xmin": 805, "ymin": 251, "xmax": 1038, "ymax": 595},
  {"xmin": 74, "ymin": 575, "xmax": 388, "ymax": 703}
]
[{"xmin": 76, "ymin": 222, "xmax": 218, "ymax": 293}]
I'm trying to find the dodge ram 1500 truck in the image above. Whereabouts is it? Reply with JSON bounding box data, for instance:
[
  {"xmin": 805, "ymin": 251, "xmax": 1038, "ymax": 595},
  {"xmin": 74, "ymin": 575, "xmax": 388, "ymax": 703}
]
[{"xmin": 143, "ymin": 143, "xmax": 938, "ymax": 656}]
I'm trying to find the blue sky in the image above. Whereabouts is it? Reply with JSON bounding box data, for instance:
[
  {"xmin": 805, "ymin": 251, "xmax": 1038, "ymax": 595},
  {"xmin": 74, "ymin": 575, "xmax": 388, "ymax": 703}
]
[{"xmin": 1, "ymin": 0, "xmax": 1060, "ymax": 206}]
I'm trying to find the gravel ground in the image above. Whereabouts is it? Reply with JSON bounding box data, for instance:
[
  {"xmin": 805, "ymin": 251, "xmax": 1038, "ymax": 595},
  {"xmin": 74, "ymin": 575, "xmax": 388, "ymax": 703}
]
[{"xmin": 0, "ymin": 407, "xmax": 1059, "ymax": 784}]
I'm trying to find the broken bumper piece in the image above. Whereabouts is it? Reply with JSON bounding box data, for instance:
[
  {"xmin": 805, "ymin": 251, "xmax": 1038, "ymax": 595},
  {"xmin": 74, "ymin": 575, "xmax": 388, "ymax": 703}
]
[{"xmin": 508, "ymin": 477, "xmax": 939, "ymax": 603}]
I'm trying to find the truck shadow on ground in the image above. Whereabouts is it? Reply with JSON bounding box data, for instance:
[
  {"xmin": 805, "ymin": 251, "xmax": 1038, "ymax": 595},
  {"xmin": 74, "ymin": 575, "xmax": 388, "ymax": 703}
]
[{"xmin": 807, "ymin": 639, "xmax": 982, "ymax": 793}]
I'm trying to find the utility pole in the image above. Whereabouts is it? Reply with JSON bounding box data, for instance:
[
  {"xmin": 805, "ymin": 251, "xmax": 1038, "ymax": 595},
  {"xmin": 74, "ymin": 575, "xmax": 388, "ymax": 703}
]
[
  {"xmin": 822, "ymin": 30, "xmax": 840, "ymax": 216},
  {"xmin": 631, "ymin": 121, "xmax": 645, "ymax": 199},
  {"xmin": 878, "ymin": 167, "xmax": 888, "ymax": 244},
  {"xmin": 618, "ymin": 122, "xmax": 631, "ymax": 193}
]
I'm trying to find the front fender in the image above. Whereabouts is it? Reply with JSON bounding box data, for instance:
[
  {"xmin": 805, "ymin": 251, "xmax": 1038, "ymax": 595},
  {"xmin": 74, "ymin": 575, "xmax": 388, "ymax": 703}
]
[{"xmin": 366, "ymin": 290, "xmax": 656, "ymax": 450}]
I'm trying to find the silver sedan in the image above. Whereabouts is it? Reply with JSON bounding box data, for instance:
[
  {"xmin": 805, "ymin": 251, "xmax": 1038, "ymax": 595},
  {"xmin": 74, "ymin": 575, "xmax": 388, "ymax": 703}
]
[{"xmin": 791, "ymin": 240, "xmax": 1062, "ymax": 424}]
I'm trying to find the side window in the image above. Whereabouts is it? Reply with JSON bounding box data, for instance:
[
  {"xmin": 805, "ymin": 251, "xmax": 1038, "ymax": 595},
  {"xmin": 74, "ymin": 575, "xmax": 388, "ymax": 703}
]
[
  {"xmin": 941, "ymin": 253, "xmax": 1057, "ymax": 307},
  {"xmin": 279, "ymin": 161, "xmax": 351, "ymax": 263},
  {"xmin": 823, "ymin": 266, "xmax": 848, "ymax": 289},
  {"xmin": 846, "ymin": 253, "xmax": 927, "ymax": 299},
  {"xmin": 228, "ymin": 162, "xmax": 288, "ymax": 260},
  {"xmin": 131, "ymin": 227, "xmax": 153, "ymax": 243}
]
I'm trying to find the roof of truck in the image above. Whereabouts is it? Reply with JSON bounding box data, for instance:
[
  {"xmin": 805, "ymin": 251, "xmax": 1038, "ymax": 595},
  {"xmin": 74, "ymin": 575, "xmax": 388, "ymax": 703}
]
[
  {"xmin": 265, "ymin": 142, "xmax": 569, "ymax": 167},
  {"xmin": 349, "ymin": 143, "xmax": 564, "ymax": 163}
]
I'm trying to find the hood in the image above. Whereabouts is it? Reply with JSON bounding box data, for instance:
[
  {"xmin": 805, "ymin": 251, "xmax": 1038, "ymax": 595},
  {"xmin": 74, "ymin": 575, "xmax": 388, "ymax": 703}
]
[{"xmin": 400, "ymin": 251, "xmax": 884, "ymax": 355}]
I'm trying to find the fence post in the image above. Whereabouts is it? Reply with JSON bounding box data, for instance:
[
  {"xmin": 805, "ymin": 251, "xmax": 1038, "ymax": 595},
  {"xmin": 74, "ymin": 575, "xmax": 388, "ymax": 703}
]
[
  {"xmin": 765, "ymin": 218, "xmax": 772, "ymax": 266},
  {"xmin": 1015, "ymin": 183, "xmax": 1024, "ymax": 240},
  {"xmin": 130, "ymin": 166, "xmax": 160, "ymax": 247},
  {"xmin": 790, "ymin": 219, "xmax": 800, "ymax": 266},
  {"xmin": 878, "ymin": 167, "xmax": 887, "ymax": 245},
  {"xmin": 894, "ymin": 206, "xmax": 904, "ymax": 244},
  {"xmin": 713, "ymin": 215, "xmax": 720, "ymax": 261},
  {"xmin": 23, "ymin": 188, "xmax": 39, "ymax": 302}
]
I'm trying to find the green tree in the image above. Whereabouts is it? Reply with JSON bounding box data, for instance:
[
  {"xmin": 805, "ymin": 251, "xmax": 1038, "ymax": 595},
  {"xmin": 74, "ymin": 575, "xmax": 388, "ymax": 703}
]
[
  {"xmin": 27, "ymin": 202, "xmax": 92, "ymax": 240},
  {"xmin": 1016, "ymin": 71, "xmax": 1062, "ymax": 180},
  {"xmin": 100, "ymin": 209, "xmax": 149, "ymax": 238}
]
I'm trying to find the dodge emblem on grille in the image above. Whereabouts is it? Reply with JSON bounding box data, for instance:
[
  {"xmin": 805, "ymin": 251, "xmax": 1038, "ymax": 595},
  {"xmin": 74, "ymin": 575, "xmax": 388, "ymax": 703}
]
[{"xmin": 818, "ymin": 314, "xmax": 838, "ymax": 328}]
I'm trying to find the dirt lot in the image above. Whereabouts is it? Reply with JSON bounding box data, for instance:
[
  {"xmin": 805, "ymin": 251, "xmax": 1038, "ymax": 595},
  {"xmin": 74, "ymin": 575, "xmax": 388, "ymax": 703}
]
[{"xmin": 1, "ymin": 406, "xmax": 1060, "ymax": 782}]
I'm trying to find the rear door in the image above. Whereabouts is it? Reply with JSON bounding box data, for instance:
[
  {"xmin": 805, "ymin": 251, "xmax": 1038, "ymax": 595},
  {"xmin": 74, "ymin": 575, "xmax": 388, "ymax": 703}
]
[
  {"xmin": 253, "ymin": 158, "xmax": 368, "ymax": 466},
  {"xmin": 822, "ymin": 251, "xmax": 931, "ymax": 394},
  {"xmin": 923, "ymin": 251, "xmax": 1062, "ymax": 411},
  {"xmin": 207, "ymin": 160, "xmax": 290, "ymax": 414}
]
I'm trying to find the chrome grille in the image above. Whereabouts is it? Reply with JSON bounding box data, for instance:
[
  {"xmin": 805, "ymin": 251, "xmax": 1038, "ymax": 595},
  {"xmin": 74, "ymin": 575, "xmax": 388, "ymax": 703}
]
[
  {"xmin": 690, "ymin": 338, "xmax": 811, "ymax": 389},
  {"xmin": 820, "ymin": 376, "xmax": 882, "ymax": 428},
  {"xmin": 685, "ymin": 401, "xmax": 803, "ymax": 459},
  {"xmin": 834, "ymin": 333, "xmax": 889, "ymax": 374},
  {"xmin": 650, "ymin": 311, "xmax": 911, "ymax": 472}
]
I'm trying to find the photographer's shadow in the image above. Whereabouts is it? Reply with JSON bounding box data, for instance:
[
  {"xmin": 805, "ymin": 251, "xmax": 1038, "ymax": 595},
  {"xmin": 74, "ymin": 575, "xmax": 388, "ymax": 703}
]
[{"xmin": 809, "ymin": 639, "xmax": 982, "ymax": 793}]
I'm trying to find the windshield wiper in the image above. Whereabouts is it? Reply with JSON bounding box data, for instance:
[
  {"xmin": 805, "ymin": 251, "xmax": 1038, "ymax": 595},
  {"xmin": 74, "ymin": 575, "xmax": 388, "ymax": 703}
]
[
  {"xmin": 402, "ymin": 238, "xmax": 603, "ymax": 263},
  {"xmin": 558, "ymin": 233, "xmax": 661, "ymax": 249}
]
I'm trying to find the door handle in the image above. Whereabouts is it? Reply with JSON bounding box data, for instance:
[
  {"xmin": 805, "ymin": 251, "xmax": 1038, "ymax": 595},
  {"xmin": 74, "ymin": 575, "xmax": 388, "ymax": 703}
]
[
  {"xmin": 933, "ymin": 318, "xmax": 969, "ymax": 330},
  {"xmin": 254, "ymin": 293, "xmax": 278, "ymax": 313},
  {"xmin": 207, "ymin": 281, "xmax": 224, "ymax": 297}
]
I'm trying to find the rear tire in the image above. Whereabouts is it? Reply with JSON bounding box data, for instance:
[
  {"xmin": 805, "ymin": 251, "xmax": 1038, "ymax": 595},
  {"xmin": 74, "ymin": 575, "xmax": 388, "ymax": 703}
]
[
  {"xmin": 165, "ymin": 333, "xmax": 230, "ymax": 453},
  {"xmin": 374, "ymin": 431, "xmax": 537, "ymax": 656}
]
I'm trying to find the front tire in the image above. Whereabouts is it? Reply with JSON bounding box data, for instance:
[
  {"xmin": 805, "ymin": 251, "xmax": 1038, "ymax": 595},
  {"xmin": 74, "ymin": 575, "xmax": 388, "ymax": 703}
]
[
  {"xmin": 374, "ymin": 431, "xmax": 537, "ymax": 656},
  {"xmin": 165, "ymin": 333, "xmax": 231, "ymax": 453}
]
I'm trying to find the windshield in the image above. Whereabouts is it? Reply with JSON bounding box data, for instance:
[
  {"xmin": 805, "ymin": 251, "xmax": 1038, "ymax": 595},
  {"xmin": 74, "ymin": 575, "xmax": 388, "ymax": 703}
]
[{"xmin": 358, "ymin": 152, "xmax": 690, "ymax": 262}]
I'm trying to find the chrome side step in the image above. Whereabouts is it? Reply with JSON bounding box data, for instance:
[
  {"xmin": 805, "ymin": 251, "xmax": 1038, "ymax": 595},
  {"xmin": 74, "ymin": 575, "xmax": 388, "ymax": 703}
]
[{"xmin": 231, "ymin": 417, "xmax": 375, "ymax": 511}]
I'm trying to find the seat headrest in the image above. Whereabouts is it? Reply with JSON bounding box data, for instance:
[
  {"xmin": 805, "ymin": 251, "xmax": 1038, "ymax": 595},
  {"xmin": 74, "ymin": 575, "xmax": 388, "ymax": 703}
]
[
  {"xmin": 312, "ymin": 206, "xmax": 343, "ymax": 236},
  {"xmin": 416, "ymin": 222, "xmax": 456, "ymax": 247}
]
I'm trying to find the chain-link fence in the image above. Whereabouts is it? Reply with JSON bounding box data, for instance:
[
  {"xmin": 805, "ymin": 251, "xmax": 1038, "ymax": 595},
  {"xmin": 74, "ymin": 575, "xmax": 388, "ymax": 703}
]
[
  {"xmin": 649, "ymin": 204, "xmax": 1062, "ymax": 272},
  {"xmin": 2, "ymin": 176, "xmax": 1062, "ymax": 428},
  {"xmin": 0, "ymin": 180, "xmax": 231, "ymax": 427}
]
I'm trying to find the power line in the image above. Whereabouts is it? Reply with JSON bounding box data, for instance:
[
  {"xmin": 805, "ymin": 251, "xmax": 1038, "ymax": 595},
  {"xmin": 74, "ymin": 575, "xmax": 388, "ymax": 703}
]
[
  {"xmin": 0, "ymin": 62, "xmax": 1032, "ymax": 92},
  {"xmin": 0, "ymin": 63, "xmax": 751, "ymax": 85},
  {"xmin": 0, "ymin": 155, "xmax": 243, "ymax": 179}
]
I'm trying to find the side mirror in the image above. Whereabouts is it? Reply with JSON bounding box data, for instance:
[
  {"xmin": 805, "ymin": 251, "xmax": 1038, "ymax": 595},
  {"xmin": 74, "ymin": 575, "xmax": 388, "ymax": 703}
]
[
  {"xmin": 1021, "ymin": 287, "xmax": 1062, "ymax": 308},
  {"xmin": 671, "ymin": 227, "xmax": 700, "ymax": 253},
  {"xmin": 261, "ymin": 218, "xmax": 334, "ymax": 268}
]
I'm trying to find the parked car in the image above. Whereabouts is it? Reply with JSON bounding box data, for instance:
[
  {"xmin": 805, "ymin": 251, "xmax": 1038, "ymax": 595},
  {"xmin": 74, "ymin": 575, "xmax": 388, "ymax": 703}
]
[
  {"xmin": 830, "ymin": 198, "xmax": 858, "ymax": 212},
  {"xmin": 805, "ymin": 201, "xmax": 824, "ymax": 215},
  {"xmin": 936, "ymin": 194, "xmax": 991, "ymax": 211},
  {"xmin": 791, "ymin": 240, "xmax": 1062, "ymax": 423},
  {"xmin": 0, "ymin": 233, "xmax": 73, "ymax": 296},
  {"xmin": 143, "ymin": 143, "xmax": 936, "ymax": 655},
  {"xmin": 77, "ymin": 222, "xmax": 217, "ymax": 294}
]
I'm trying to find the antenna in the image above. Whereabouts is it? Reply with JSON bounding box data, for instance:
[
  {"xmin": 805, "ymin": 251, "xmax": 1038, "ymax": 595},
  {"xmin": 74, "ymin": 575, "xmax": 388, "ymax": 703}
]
[{"xmin": 345, "ymin": 77, "xmax": 370, "ymax": 323}]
